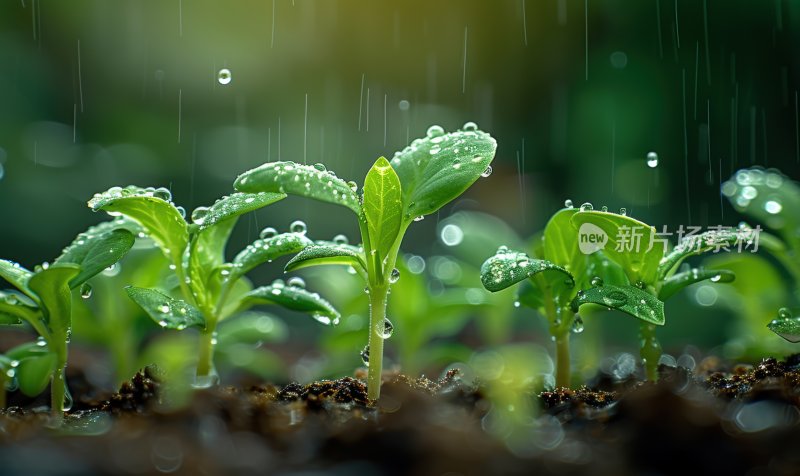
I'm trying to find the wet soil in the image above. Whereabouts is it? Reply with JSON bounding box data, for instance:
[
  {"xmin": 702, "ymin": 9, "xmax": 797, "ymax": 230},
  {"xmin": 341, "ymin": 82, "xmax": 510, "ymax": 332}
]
[{"xmin": 2, "ymin": 358, "xmax": 800, "ymax": 475}]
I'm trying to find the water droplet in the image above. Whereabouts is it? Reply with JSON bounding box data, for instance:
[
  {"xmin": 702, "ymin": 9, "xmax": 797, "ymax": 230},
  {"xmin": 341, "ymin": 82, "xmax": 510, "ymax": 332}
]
[
  {"xmin": 497, "ymin": 245, "xmax": 509, "ymax": 253},
  {"xmin": 646, "ymin": 151, "xmax": 659, "ymax": 168},
  {"xmin": 389, "ymin": 268, "xmax": 400, "ymax": 284},
  {"xmin": 451, "ymin": 160, "xmax": 461, "ymax": 169},
  {"xmin": 765, "ymin": 200, "xmax": 783, "ymax": 214},
  {"xmin": 590, "ymin": 276, "xmax": 603, "ymax": 287},
  {"xmin": 481, "ymin": 165, "xmax": 493, "ymax": 178},
  {"xmin": 360, "ymin": 345, "xmax": 370, "ymax": 364},
  {"xmin": 710, "ymin": 274, "xmax": 722, "ymax": 282},
  {"xmin": 516, "ymin": 257, "xmax": 530, "ymax": 268},
  {"xmin": 430, "ymin": 145, "xmax": 442, "ymax": 155},
  {"xmin": 153, "ymin": 187, "xmax": 172, "ymax": 201},
  {"xmin": 413, "ymin": 215, "xmax": 424, "ymax": 222},
  {"xmin": 159, "ymin": 304, "xmax": 170, "ymax": 314},
  {"xmin": 175, "ymin": 206, "xmax": 186, "ymax": 219},
  {"xmin": 192, "ymin": 371, "xmax": 220, "ymax": 389},
  {"xmin": 79, "ymin": 283, "xmax": 93, "ymax": 299},
  {"xmin": 462, "ymin": 121, "xmax": 478, "ymax": 131},
  {"xmin": 564, "ymin": 199, "xmax": 574, "ymax": 208},
  {"xmin": 217, "ymin": 68, "xmax": 232, "ymax": 85},
  {"xmin": 347, "ymin": 181, "xmax": 358, "ymax": 192},
  {"xmin": 579, "ymin": 202, "xmax": 593, "ymax": 212},
  {"xmin": 290, "ymin": 220, "xmax": 307, "ymax": 235},
  {"xmin": 313, "ymin": 163, "xmax": 326, "ymax": 172},
  {"xmin": 36, "ymin": 336, "xmax": 47, "ymax": 347},
  {"xmin": 778, "ymin": 307, "xmax": 793, "ymax": 319},
  {"xmin": 513, "ymin": 300, "xmax": 521, "ymax": 308},
  {"xmin": 571, "ymin": 315, "xmax": 585, "ymax": 333},
  {"xmin": 287, "ymin": 276, "xmax": 306, "ymax": 289},
  {"xmin": 259, "ymin": 227, "xmax": 278, "ymax": 239},
  {"xmin": 603, "ymin": 291, "xmax": 627, "ymax": 307},
  {"xmin": 380, "ymin": 318, "xmax": 394, "ymax": 338},
  {"xmin": 191, "ymin": 206, "xmax": 210, "ymax": 225},
  {"xmin": 426, "ymin": 125, "xmax": 445, "ymax": 138},
  {"xmin": 619, "ymin": 207, "xmax": 627, "ymax": 216}
]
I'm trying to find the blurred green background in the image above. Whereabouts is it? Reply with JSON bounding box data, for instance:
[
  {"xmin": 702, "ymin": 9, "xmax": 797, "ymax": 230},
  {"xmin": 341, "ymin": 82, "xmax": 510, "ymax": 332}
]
[{"xmin": 1, "ymin": 0, "xmax": 800, "ymax": 382}]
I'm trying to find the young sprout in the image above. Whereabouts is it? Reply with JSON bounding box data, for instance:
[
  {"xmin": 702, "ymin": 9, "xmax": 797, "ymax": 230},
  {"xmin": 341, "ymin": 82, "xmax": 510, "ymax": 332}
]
[
  {"xmin": 720, "ymin": 167, "xmax": 800, "ymax": 341},
  {"xmin": 234, "ymin": 123, "xmax": 497, "ymax": 400},
  {"xmin": 87, "ymin": 186, "xmax": 338, "ymax": 387},
  {"xmin": 0, "ymin": 219, "xmax": 135, "ymax": 417}
]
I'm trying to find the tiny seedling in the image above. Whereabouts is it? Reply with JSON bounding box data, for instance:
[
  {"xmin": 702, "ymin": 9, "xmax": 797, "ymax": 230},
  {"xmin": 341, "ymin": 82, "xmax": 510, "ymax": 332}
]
[
  {"xmin": 568, "ymin": 205, "xmax": 740, "ymax": 380},
  {"xmin": 88, "ymin": 186, "xmax": 339, "ymax": 387},
  {"xmin": 720, "ymin": 167, "xmax": 800, "ymax": 342},
  {"xmin": 0, "ymin": 219, "xmax": 135, "ymax": 416},
  {"xmin": 480, "ymin": 206, "xmax": 639, "ymax": 387},
  {"xmin": 234, "ymin": 123, "xmax": 497, "ymax": 400}
]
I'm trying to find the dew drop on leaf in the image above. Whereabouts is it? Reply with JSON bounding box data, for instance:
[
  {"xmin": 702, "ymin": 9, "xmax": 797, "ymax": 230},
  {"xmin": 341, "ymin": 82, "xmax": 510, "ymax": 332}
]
[
  {"xmin": 153, "ymin": 187, "xmax": 172, "ymax": 201},
  {"xmin": 764, "ymin": 200, "xmax": 782, "ymax": 214},
  {"xmin": 601, "ymin": 205, "xmax": 608, "ymax": 212},
  {"xmin": 287, "ymin": 276, "xmax": 306, "ymax": 289},
  {"xmin": 564, "ymin": 199, "xmax": 574, "ymax": 208},
  {"xmin": 413, "ymin": 215, "xmax": 424, "ymax": 222},
  {"xmin": 389, "ymin": 268, "xmax": 400, "ymax": 284},
  {"xmin": 579, "ymin": 202, "xmax": 593, "ymax": 212},
  {"xmin": 481, "ymin": 165, "xmax": 493, "ymax": 178},
  {"xmin": 426, "ymin": 125, "xmax": 445, "ymax": 138},
  {"xmin": 191, "ymin": 206, "xmax": 210, "ymax": 225},
  {"xmin": 778, "ymin": 307, "xmax": 792, "ymax": 319},
  {"xmin": 590, "ymin": 276, "xmax": 603, "ymax": 287},
  {"xmin": 175, "ymin": 206, "xmax": 186, "ymax": 218},
  {"xmin": 259, "ymin": 227, "xmax": 278, "ymax": 239},
  {"xmin": 290, "ymin": 220, "xmax": 307, "ymax": 235},
  {"xmin": 462, "ymin": 121, "xmax": 478, "ymax": 131},
  {"xmin": 313, "ymin": 163, "xmax": 326, "ymax": 172},
  {"xmin": 619, "ymin": 207, "xmax": 627, "ymax": 216},
  {"xmin": 79, "ymin": 282, "xmax": 93, "ymax": 299},
  {"xmin": 571, "ymin": 315, "xmax": 585, "ymax": 333},
  {"xmin": 333, "ymin": 234, "xmax": 349, "ymax": 245}
]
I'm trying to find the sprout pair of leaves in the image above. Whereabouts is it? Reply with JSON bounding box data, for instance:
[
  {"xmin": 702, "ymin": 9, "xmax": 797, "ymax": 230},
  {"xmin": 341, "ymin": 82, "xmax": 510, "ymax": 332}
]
[
  {"xmin": 0, "ymin": 219, "xmax": 135, "ymax": 412},
  {"xmin": 720, "ymin": 167, "xmax": 800, "ymax": 342},
  {"xmin": 88, "ymin": 186, "xmax": 340, "ymax": 381},
  {"xmin": 233, "ymin": 124, "xmax": 497, "ymax": 400}
]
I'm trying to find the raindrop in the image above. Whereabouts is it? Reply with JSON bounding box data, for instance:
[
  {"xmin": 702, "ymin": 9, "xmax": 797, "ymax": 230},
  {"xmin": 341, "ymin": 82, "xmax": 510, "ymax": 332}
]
[
  {"xmin": 360, "ymin": 345, "xmax": 370, "ymax": 365},
  {"xmin": 259, "ymin": 227, "xmax": 278, "ymax": 239},
  {"xmin": 564, "ymin": 199, "xmax": 574, "ymax": 208},
  {"xmin": 380, "ymin": 318, "xmax": 394, "ymax": 339},
  {"xmin": 590, "ymin": 276, "xmax": 603, "ymax": 287},
  {"xmin": 79, "ymin": 283, "xmax": 93, "ymax": 299},
  {"xmin": 287, "ymin": 277, "xmax": 306, "ymax": 289},
  {"xmin": 191, "ymin": 206, "xmax": 210, "ymax": 225},
  {"xmin": 440, "ymin": 224, "xmax": 464, "ymax": 246},
  {"xmin": 290, "ymin": 220, "xmax": 307, "ymax": 235},
  {"xmin": 192, "ymin": 371, "xmax": 220, "ymax": 389},
  {"xmin": 481, "ymin": 165, "xmax": 493, "ymax": 178},
  {"xmin": 601, "ymin": 205, "xmax": 609, "ymax": 212},
  {"xmin": 217, "ymin": 68, "xmax": 232, "ymax": 85},
  {"xmin": 579, "ymin": 202, "xmax": 593, "ymax": 212},
  {"xmin": 619, "ymin": 207, "xmax": 627, "ymax": 216},
  {"xmin": 347, "ymin": 181, "xmax": 358, "ymax": 192},
  {"xmin": 646, "ymin": 152, "xmax": 659, "ymax": 168},
  {"xmin": 571, "ymin": 315, "xmax": 585, "ymax": 333},
  {"xmin": 426, "ymin": 125, "xmax": 445, "ymax": 138},
  {"xmin": 413, "ymin": 215, "xmax": 424, "ymax": 222},
  {"xmin": 389, "ymin": 268, "xmax": 400, "ymax": 283},
  {"xmin": 176, "ymin": 206, "xmax": 186, "ymax": 218},
  {"xmin": 153, "ymin": 187, "xmax": 172, "ymax": 201},
  {"xmin": 333, "ymin": 234, "xmax": 349, "ymax": 245},
  {"xmin": 312, "ymin": 163, "xmax": 326, "ymax": 172},
  {"xmin": 778, "ymin": 307, "xmax": 792, "ymax": 319},
  {"xmin": 398, "ymin": 100, "xmax": 410, "ymax": 111},
  {"xmin": 462, "ymin": 121, "xmax": 479, "ymax": 131},
  {"xmin": 603, "ymin": 291, "xmax": 627, "ymax": 307},
  {"xmin": 513, "ymin": 300, "xmax": 521, "ymax": 308}
]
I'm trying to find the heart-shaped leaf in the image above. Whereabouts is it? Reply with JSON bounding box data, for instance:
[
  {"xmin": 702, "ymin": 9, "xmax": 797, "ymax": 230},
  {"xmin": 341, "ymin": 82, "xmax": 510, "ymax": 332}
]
[
  {"xmin": 570, "ymin": 210, "xmax": 660, "ymax": 284},
  {"xmin": 16, "ymin": 350, "xmax": 58, "ymax": 397},
  {"xmin": 722, "ymin": 168, "xmax": 800, "ymax": 239},
  {"xmin": 658, "ymin": 268, "xmax": 736, "ymax": 301},
  {"xmin": 571, "ymin": 284, "xmax": 665, "ymax": 326},
  {"xmin": 0, "ymin": 259, "xmax": 35, "ymax": 299},
  {"xmin": 191, "ymin": 192, "xmax": 286, "ymax": 229},
  {"xmin": 363, "ymin": 157, "xmax": 403, "ymax": 261},
  {"xmin": 55, "ymin": 226, "xmax": 135, "ymax": 289},
  {"xmin": 234, "ymin": 161, "xmax": 361, "ymax": 215},
  {"xmin": 284, "ymin": 242, "xmax": 366, "ymax": 273},
  {"xmin": 658, "ymin": 228, "xmax": 743, "ymax": 280},
  {"xmin": 768, "ymin": 309, "xmax": 800, "ymax": 343},
  {"xmin": 480, "ymin": 247, "xmax": 574, "ymax": 293},
  {"xmin": 231, "ymin": 232, "xmax": 314, "ymax": 281},
  {"xmin": 242, "ymin": 281, "xmax": 341, "ymax": 325},
  {"xmin": 28, "ymin": 265, "xmax": 81, "ymax": 332},
  {"xmin": 88, "ymin": 186, "xmax": 188, "ymax": 269},
  {"xmin": 125, "ymin": 286, "xmax": 205, "ymax": 330},
  {"xmin": 389, "ymin": 125, "xmax": 497, "ymax": 221}
]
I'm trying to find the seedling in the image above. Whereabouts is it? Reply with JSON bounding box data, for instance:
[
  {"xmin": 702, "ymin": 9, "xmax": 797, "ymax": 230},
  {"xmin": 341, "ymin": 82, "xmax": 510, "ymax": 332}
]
[
  {"xmin": 0, "ymin": 219, "xmax": 135, "ymax": 416},
  {"xmin": 234, "ymin": 123, "xmax": 497, "ymax": 400},
  {"xmin": 480, "ymin": 206, "xmax": 639, "ymax": 387},
  {"xmin": 88, "ymin": 186, "xmax": 339, "ymax": 387},
  {"xmin": 720, "ymin": 167, "xmax": 800, "ymax": 342}
]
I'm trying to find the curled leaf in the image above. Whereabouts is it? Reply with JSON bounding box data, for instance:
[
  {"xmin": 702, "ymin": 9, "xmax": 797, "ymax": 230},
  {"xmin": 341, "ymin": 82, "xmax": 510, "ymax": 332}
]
[
  {"xmin": 243, "ymin": 282, "xmax": 340, "ymax": 325},
  {"xmin": 658, "ymin": 268, "xmax": 735, "ymax": 301},
  {"xmin": 480, "ymin": 248, "xmax": 574, "ymax": 293},
  {"xmin": 571, "ymin": 284, "xmax": 665, "ymax": 326},
  {"xmin": 285, "ymin": 242, "xmax": 366, "ymax": 273}
]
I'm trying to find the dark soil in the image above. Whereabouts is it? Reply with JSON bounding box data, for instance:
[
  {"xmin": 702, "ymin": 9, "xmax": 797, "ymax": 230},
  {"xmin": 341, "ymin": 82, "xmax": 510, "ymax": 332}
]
[{"xmin": 2, "ymin": 357, "xmax": 800, "ymax": 475}]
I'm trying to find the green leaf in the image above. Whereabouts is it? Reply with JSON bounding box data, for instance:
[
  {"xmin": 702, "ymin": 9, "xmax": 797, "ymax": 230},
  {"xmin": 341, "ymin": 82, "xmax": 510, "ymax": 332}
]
[
  {"xmin": 28, "ymin": 265, "xmax": 81, "ymax": 332},
  {"xmin": 125, "ymin": 286, "xmax": 205, "ymax": 330},
  {"xmin": 231, "ymin": 232, "xmax": 314, "ymax": 281},
  {"xmin": 658, "ymin": 268, "xmax": 736, "ymax": 301},
  {"xmin": 570, "ymin": 210, "xmax": 660, "ymax": 284},
  {"xmin": 543, "ymin": 208, "xmax": 587, "ymax": 283},
  {"xmin": 390, "ymin": 126, "xmax": 497, "ymax": 220},
  {"xmin": 722, "ymin": 168, "xmax": 800, "ymax": 240},
  {"xmin": 234, "ymin": 161, "xmax": 361, "ymax": 214},
  {"xmin": 363, "ymin": 157, "xmax": 403, "ymax": 260},
  {"xmin": 480, "ymin": 247, "xmax": 574, "ymax": 293},
  {"xmin": 192, "ymin": 192, "xmax": 286, "ymax": 229},
  {"xmin": 88, "ymin": 186, "xmax": 189, "ymax": 268},
  {"xmin": 571, "ymin": 284, "xmax": 665, "ymax": 326},
  {"xmin": 767, "ymin": 310, "xmax": 800, "ymax": 343},
  {"xmin": 16, "ymin": 351, "xmax": 58, "ymax": 397},
  {"xmin": 216, "ymin": 312, "xmax": 288, "ymax": 346},
  {"xmin": 0, "ymin": 291, "xmax": 38, "ymax": 326},
  {"xmin": 284, "ymin": 242, "xmax": 366, "ymax": 273},
  {"xmin": 188, "ymin": 218, "xmax": 237, "ymax": 309},
  {"xmin": 55, "ymin": 227, "xmax": 135, "ymax": 289},
  {"xmin": 0, "ymin": 259, "xmax": 35, "ymax": 298},
  {"xmin": 658, "ymin": 228, "xmax": 743, "ymax": 280},
  {"xmin": 242, "ymin": 282, "xmax": 341, "ymax": 325}
]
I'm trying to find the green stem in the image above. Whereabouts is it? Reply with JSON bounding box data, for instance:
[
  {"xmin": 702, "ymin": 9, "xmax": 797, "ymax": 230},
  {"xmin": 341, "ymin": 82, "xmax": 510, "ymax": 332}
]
[
  {"xmin": 555, "ymin": 332, "xmax": 571, "ymax": 388},
  {"xmin": 640, "ymin": 323, "xmax": 662, "ymax": 381},
  {"xmin": 50, "ymin": 338, "xmax": 68, "ymax": 419},
  {"xmin": 196, "ymin": 326, "xmax": 217, "ymax": 379},
  {"xmin": 366, "ymin": 284, "xmax": 389, "ymax": 401}
]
